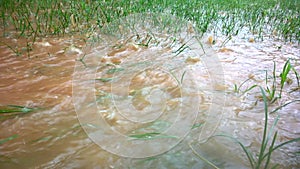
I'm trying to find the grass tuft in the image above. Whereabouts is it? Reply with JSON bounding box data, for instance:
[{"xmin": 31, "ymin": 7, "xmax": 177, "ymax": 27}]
[{"xmin": 211, "ymin": 86, "xmax": 300, "ymax": 169}]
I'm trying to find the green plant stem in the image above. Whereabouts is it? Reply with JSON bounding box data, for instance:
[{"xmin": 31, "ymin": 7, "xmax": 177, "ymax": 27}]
[
  {"xmin": 256, "ymin": 86, "xmax": 269, "ymax": 168},
  {"xmin": 189, "ymin": 143, "xmax": 221, "ymax": 169},
  {"xmin": 264, "ymin": 131, "xmax": 277, "ymax": 169},
  {"xmin": 270, "ymin": 99, "xmax": 300, "ymax": 113}
]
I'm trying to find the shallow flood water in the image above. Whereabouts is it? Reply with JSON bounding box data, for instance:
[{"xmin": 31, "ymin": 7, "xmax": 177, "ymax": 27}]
[{"xmin": 0, "ymin": 15, "xmax": 299, "ymax": 168}]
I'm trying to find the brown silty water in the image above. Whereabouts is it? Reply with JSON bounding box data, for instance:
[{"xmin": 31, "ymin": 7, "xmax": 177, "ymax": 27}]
[{"xmin": 0, "ymin": 22, "xmax": 299, "ymax": 168}]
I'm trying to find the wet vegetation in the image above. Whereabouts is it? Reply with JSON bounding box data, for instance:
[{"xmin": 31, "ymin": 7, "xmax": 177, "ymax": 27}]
[
  {"xmin": 213, "ymin": 86, "xmax": 300, "ymax": 169},
  {"xmin": 0, "ymin": 105, "xmax": 38, "ymax": 117},
  {"xmin": 0, "ymin": 0, "xmax": 299, "ymax": 168},
  {"xmin": 234, "ymin": 59, "xmax": 300, "ymax": 102},
  {"xmin": 229, "ymin": 59, "xmax": 300, "ymax": 168},
  {"xmin": 0, "ymin": 0, "xmax": 299, "ymax": 43},
  {"xmin": 190, "ymin": 57, "xmax": 300, "ymax": 168}
]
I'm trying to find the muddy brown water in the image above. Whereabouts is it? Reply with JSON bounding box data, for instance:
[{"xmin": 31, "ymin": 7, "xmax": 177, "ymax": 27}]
[{"xmin": 0, "ymin": 28, "xmax": 299, "ymax": 169}]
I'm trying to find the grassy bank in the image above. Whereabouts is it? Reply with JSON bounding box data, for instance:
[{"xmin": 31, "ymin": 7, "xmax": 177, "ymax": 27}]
[{"xmin": 0, "ymin": 0, "xmax": 299, "ymax": 43}]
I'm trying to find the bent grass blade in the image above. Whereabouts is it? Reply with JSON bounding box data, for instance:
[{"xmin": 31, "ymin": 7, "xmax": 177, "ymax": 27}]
[
  {"xmin": 128, "ymin": 132, "xmax": 178, "ymax": 140},
  {"xmin": 270, "ymin": 99, "xmax": 300, "ymax": 113},
  {"xmin": 189, "ymin": 143, "xmax": 221, "ymax": 169}
]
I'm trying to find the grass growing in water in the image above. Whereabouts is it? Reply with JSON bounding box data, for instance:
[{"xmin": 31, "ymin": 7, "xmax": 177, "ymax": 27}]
[
  {"xmin": 0, "ymin": 0, "xmax": 298, "ymax": 58},
  {"xmin": 196, "ymin": 86, "xmax": 300, "ymax": 169},
  {"xmin": 0, "ymin": 0, "xmax": 299, "ymax": 167},
  {"xmin": 265, "ymin": 62, "xmax": 278, "ymax": 103},
  {"xmin": 279, "ymin": 59, "xmax": 300, "ymax": 98},
  {"xmin": 217, "ymin": 59, "xmax": 300, "ymax": 168},
  {"xmin": 0, "ymin": 0, "xmax": 299, "ymax": 43},
  {"xmin": 128, "ymin": 120, "xmax": 178, "ymax": 140},
  {"xmin": 234, "ymin": 59, "xmax": 299, "ymax": 103}
]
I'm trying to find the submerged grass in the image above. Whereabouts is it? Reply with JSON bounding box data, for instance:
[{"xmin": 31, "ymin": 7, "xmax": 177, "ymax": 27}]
[
  {"xmin": 0, "ymin": 105, "xmax": 39, "ymax": 121},
  {"xmin": 0, "ymin": 134, "xmax": 18, "ymax": 145},
  {"xmin": 128, "ymin": 120, "xmax": 178, "ymax": 140},
  {"xmin": 106, "ymin": 67, "xmax": 125, "ymax": 74},
  {"xmin": 129, "ymin": 132, "xmax": 178, "ymax": 140},
  {"xmin": 95, "ymin": 77, "xmax": 114, "ymax": 83},
  {"xmin": 0, "ymin": 105, "xmax": 37, "ymax": 114},
  {"xmin": 204, "ymin": 86, "xmax": 300, "ymax": 169}
]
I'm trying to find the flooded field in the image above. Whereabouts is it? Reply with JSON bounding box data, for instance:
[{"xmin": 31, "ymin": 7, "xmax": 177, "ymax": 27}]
[{"xmin": 0, "ymin": 13, "xmax": 299, "ymax": 169}]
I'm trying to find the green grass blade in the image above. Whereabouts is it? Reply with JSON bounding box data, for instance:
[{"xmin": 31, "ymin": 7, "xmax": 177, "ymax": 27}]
[
  {"xmin": 233, "ymin": 84, "xmax": 238, "ymax": 93},
  {"xmin": 279, "ymin": 60, "xmax": 292, "ymax": 97},
  {"xmin": 180, "ymin": 70, "xmax": 186, "ymax": 84},
  {"xmin": 106, "ymin": 68, "xmax": 125, "ymax": 74},
  {"xmin": 0, "ymin": 134, "xmax": 18, "ymax": 145},
  {"xmin": 30, "ymin": 136, "xmax": 52, "ymax": 143},
  {"xmin": 0, "ymin": 109, "xmax": 21, "ymax": 113},
  {"xmin": 169, "ymin": 71, "xmax": 180, "ymax": 86},
  {"xmin": 95, "ymin": 77, "xmax": 113, "ymax": 82},
  {"xmin": 189, "ymin": 143, "xmax": 220, "ymax": 169},
  {"xmin": 257, "ymin": 86, "xmax": 269, "ymax": 168},
  {"xmin": 213, "ymin": 134, "xmax": 255, "ymax": 168},
  {"xmin": 241, "ymin": 84, "xmax": 258, "ymax": 95},
  {"xmin": 0, "ymin": 105, "xmax": 35, "ymax": 114},
  {"xmin": 264, "ymin": 131, "xmax": 278, "ymax": 169},
  {"xmin": 270, "ymin": 99, "xmax": 300, "ymax": 113},
  {"xmin": 265, "ymin": 70, "xmax": 269, "ymax": 88},
  {"xmin": 291, "ymin": 67, "xmax": 300, "ymax": 87},
  {"xmin": 191, "ymin": 122, "xmax": 203, "ymax": 129},
  {"xmin": 263, "ymin": 137, "xmax": 300, "ymax": 159},
  {"xmin": 281, "ymin": 60, "xmax": 291, "ymax": 82},
  {"xmin": 266, "ymin": 115, "xmax": 279, "ymax": 145},
  {"xmin": 77, "ymin": 54, "xmax": 87, "ymax": 68},
  {"xmin": 272, "ymin": 61, "xmax": 276, "ymax": 86},
  {"xmin": 295, "ymin": 151, "xmax": 300, "ymax": 155},
  {"xmin": 237, "ymin": 77, "xmax": 252, "ymax": 92},
  {"xmin": 128, "ymin": 132, "xmax": 178, "ymax": 140}
]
